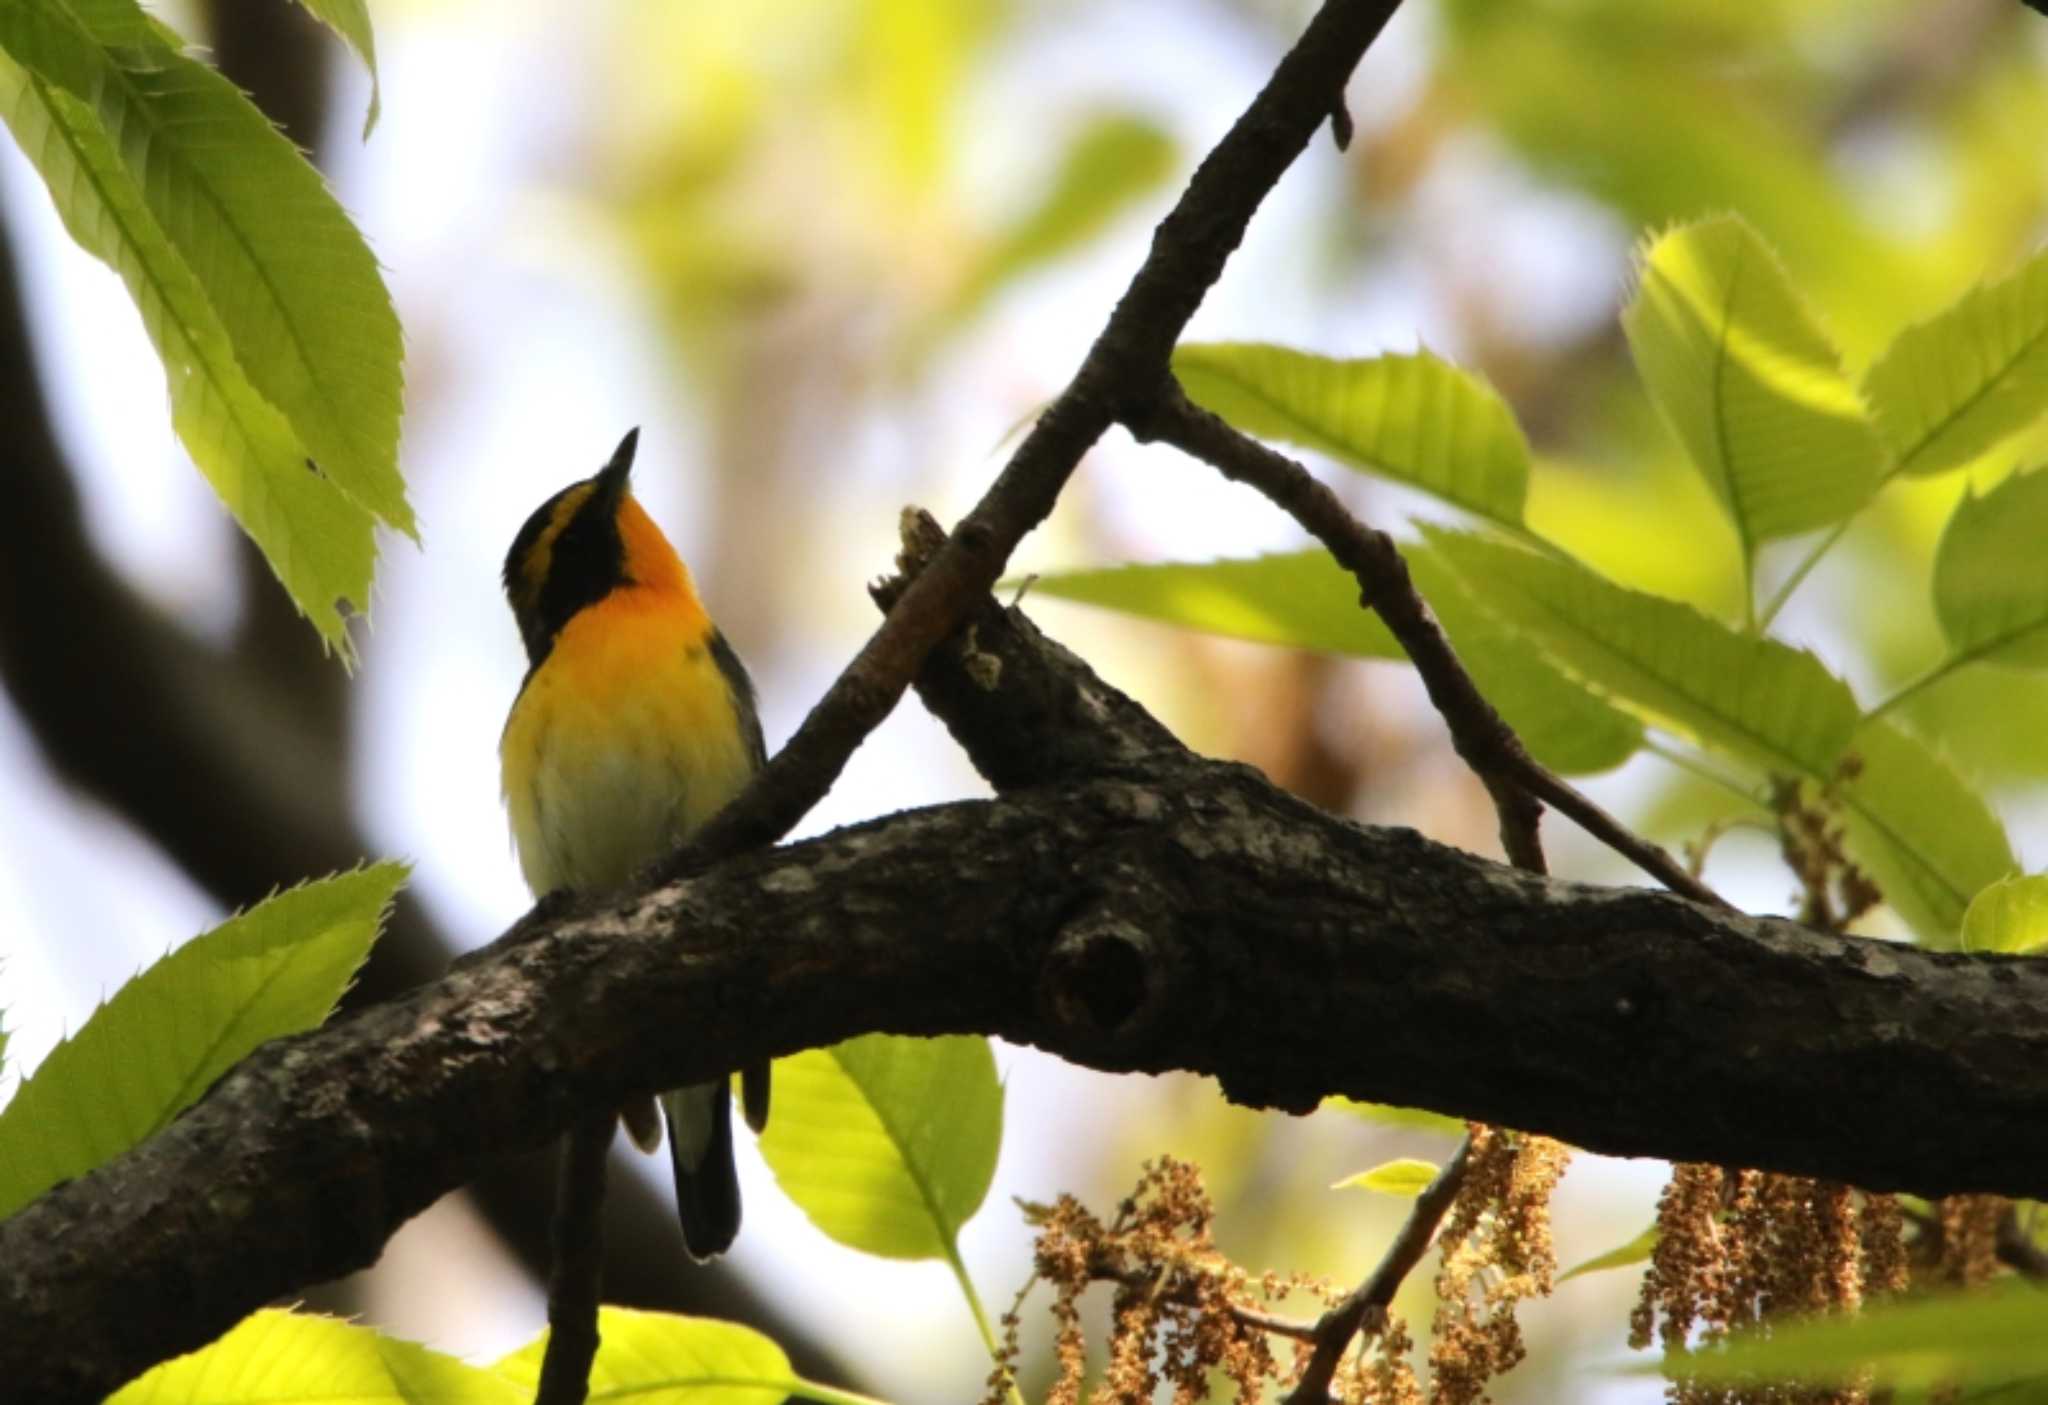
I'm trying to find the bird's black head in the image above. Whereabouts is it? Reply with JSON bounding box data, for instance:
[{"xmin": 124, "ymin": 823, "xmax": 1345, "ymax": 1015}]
[{"xmin": 502, "ymin": 428, "xmax": 639, "ymax": 665}]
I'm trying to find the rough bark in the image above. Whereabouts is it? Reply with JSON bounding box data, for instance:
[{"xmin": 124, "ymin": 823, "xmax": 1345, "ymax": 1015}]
[{"xmin": 4, "ymin": 591, "xmax": 2045, "ymax": 1403}]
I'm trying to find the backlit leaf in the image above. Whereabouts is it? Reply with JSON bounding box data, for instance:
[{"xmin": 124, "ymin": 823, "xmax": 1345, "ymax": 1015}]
[
  {"xmin": 0, "ymin": 0, "xmax": 408, "ymax": 541},
  {"xmin": 757, "ymin": 1034, "xmax": 1001, "ymax": 1260},
  {"xmin": 1865, "ymin": 247, "xmax": 2048, "ymax": 477},
  {"xmin": 1174, "ymin": 343, "xmax": 1530, "ymax": 528},
  {"xmin": 1332, "ymin": 1158, "xmax": 1440, "ymax": 1198},
  {"xmin": 1960, "ymin": 874, "xmax": 2048, "ymax": 954},
  {"xmin": 291, "ymin": 0, "xmax": 381, "ymax": 136},
  {"xmin": 0, "ymin": 865, "xmax": 404, "ymax": 1218},
  {"xmin": 1836, "ymin": 718, "xmax": 2015, "ymax": 944},
  {"xmin": 1622, "ymin": 216, "xmax": 1884, "ymax": 554},
  {"xmin": 0, "ymin": 50, "xmax": 378, "ymax": 656},
  {"xmin": 113, "ymin": 1310, "xmax": 519, "ymax": 1404},
  {"xmin": 1027, "ymin": 554, "xmax": 1401, "ymax": 659},
  {"xmin": 495, "ymin": 1308, "xmax": 796, "ymax": 1405},
  {"xmin": 1423, "ymin": 529, "xmax": 1861, "ymax": 775},
  {"xmin": 1933, "ymin": 468, "xmax": 2048, "ymax": 670},
  {"xmin": 1561, "ymin": 1224, "xmax": 1658, "ymax": 1283},
  {"xmin": 1655, "ymin": 1280, "xmax": 2048, "ymax": 1393},
  {"xmin": 1427, "ymin": 530, "xmax": 2012, "ymax": 942},
  {"xmin": 1028, "ymin": 549, "xmax": 1641, "ymax": 774}
]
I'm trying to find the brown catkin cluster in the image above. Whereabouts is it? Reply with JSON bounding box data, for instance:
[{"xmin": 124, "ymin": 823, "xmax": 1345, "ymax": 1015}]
[
  {"xmin": 1426, "ymin": 1126, "xmax": 1570, "ymax": 1405},
  {"xmin": 1329, "ymin": 1309, "xmax": 1424, "ymax": 1405},
  {"xmin": 1003, "ymin": 1157, "xmax": 1337, "ymax": 1405},
  {"xmin": 1930, "ymin": 1194, "xmax": 2007, "ymax": 1288},
  {"xmin": 1632, "ymin": 1167, "xmax": 1915, "ymax": 1405}
]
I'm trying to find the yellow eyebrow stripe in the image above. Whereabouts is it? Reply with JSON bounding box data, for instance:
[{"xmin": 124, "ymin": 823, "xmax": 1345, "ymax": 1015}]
[{"xmin": 517, "ymin": 481, "xmax": 597, "ymax": 604}]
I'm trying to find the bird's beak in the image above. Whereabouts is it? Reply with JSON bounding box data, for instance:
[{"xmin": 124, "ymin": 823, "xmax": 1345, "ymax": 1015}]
[{"xmin": 595, "ymin": 427, "xmax": 639, "ymax": 501}]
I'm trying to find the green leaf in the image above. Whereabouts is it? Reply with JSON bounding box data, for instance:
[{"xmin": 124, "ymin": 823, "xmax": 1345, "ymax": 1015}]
[
  {"xmin": 1427, "ymin": 530, "xmax": 2013, "ymax": 941},
  {"xmin": 1560, "ymin": 1224, "xmax": 1658, "ymax": 1283},
  {"xmin": 1028, "ymin": 549, "xmax": 1640, "ymax": 775},
  {"xmin": 1424, "ymin": 529, "xmax": 1861, "ymax": 775},
  {"xmin": 1836, "ymin": 718, "xmax": 2016, "ymax": 944},
  {"xmin": 1933, "ymin": 468, "xmax": 2048, "ymax": 670},
  {"xmin": 112, "ymin": 1309, "xmax": 520, "ymax": 1404},
  {"xmin": 954, "ymin": 112, "xmax": 1174, "ymax": 318},
  {"xmin": 757, "ymin": 1034, "xmax": 1002, "ymax": 1260},
  {"xmin": 1622, "ymin": 216, "xmax": 1885, "ymax": 556},
  {"xmin": 1865, "ymin": 247, "xmax": 2048, "ymax": 477},
  {"xmin": 0, "ymin": 865, "xmax": 404, "ymax": 1219},
  {"xmin": 292, "ymin": 0, "xmax": 381, "ymax": 137},
  {"xmin": 0, "ymin": 0, "xmax": 409, "ymax": 541},
  {"xmin": 1332, "ymin": 1158, "xmax": 1440, "ymax": 1197},
  {"xmin": 1173, "ymin": 343, "xmax": 1531, "ymax": 528},
  {"xmin": 1324, "ymin": 1098, "xmax": 1467, "ymax": 1137},
  {"xmin": 495, "ymin": 1308, "xmax": 798, "ymax": 1405},
  {"xmin": 1961, "ymin": 875, "xmax": 2048, "ymax": 954},
  {"xmin": 0, "ymin": 51, "xmax": 378, "ymax": 657},
  {"xmin": 1027, "ymin": 553, "xmax": 1402, "ymax": 659},
  {"xmin": 1407, "ymin": 544, "xmax": 1644, "ymax": 775},
  {"xmin": 1656, "ymin": 1280, "xmax": 2048, "ymax": 1392}
]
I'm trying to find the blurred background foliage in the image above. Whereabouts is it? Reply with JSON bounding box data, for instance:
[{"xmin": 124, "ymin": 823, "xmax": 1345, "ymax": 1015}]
[{"xmin": 3, "ymin": 0, "xmax": 2046, "ymax": 1400}]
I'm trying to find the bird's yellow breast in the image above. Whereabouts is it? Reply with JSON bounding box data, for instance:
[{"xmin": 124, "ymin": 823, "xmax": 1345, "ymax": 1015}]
[{"xmin": 500, "ymin": 587, "xmax": 755, "ymax": 898}]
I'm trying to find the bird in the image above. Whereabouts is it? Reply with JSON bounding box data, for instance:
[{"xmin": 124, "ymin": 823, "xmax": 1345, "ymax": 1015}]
[{"xmin": 499, "ymin": 427, "xmax": 769, "ymax": 1260}]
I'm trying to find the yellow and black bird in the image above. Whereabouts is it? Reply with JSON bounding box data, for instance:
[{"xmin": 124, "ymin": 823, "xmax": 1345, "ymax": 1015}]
[{"xmin": 500, "ymin": 427, "xmax": 769, "ymax": 1260}]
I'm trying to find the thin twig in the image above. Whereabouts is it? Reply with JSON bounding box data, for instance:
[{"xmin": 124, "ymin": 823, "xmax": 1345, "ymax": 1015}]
[
  {"xmin": 533, "ymin": 1113, "xmax": 616, "ymax": 1405},
  {"xmin": 1283, "ymin": 1135, "xmax": 1475, "ymax": 1405},
  {"xmin": 663, "ymin": 0, "xmax": 1409, "ymax": 879},
  {"xmin": 1133, "ymin": 385, "xmax": 1734, "ymax": 910},
  {"xmin": 1093, "ymin": 1263, "xmax": 1325, "ymax": 1343}
]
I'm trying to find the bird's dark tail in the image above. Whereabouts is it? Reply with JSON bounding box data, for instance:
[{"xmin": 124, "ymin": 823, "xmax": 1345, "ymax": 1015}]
[{"xmin": 662, "ymin": 1080, "xmax": 740, "ymax": 1262}]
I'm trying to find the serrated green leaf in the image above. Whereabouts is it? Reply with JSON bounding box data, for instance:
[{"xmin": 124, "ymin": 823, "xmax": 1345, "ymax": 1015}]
[
  {"xmin": 1424, "ymin": 528, "xmax": 1861, "ymax": 775},
  {"xmin": 112, "ymin": 1309, "xmax": 519, "ymax": 1404},
  {"xmin": 1174, "ymin": 344, "xmax": 1530, "ymax": 528},
  {"xmin": 954, "ymin": 112, "xmax": 1174, "ymax": 318},
  {"xmin": 1622, "ymin": 216, "xmax": 1885, "ymax": 554},
  {"xmin": 1561, "ymin": 1224, "xmax": 1658, "ymax": 1283},
  {"xmin": 292, "ymin": 0, "xmax": 381, "ymax": 137},
  {"xmin": 757, "ymin": 1034, "xmax": 1001, "ymax": 1260},
  {"xmin": 0, "ymin": 865, "xmax": 404, "ymax": 1219},
  {"xmin": 1654, "ymin": 1280, "xmax": 2048, "ymax": 1392},
  {"xmin": 1407, "ymin": 545, "xmax": 1644, "ymax": 774},
  {"xmin": 1028, "ymin": 554, "xmax": 1402, "ymax": 659},
  {"xmin": 1332, "ymin": 1157, "xmax": 1439, "ymax": 1197},
  {"xmin": 1934, "ymin": 468, "xmax": 2048, "ymax": 669},
  {"xmin": 1028, "ymin": 549, "xmax": 1640, "ymax": 775},
  {"xmin": 1838, "ymin": 718, "xmax": 2016, "ymax": 945},
  {"xmin": 0, "ymin": 53, "xmax": 377, "ymax": 657},
  {"xmin": 1323, "ymin": 1097, "xmax": 1467, "ymax": 1137},
  {"xmin": 0, "ymin": 0, "xmax": 409, "ymax": 543},
  {"xmin": 495, "ymin": 1308, "xmax": 795, "ymax": 1405},
  {"xmin": 1427, "ymin": 530, "xmax": 2013, "ymax": 941},
  {"xmin": 1961, "ymin": 875, "xmax": 2048, "ymax": 954},
  {"xmin": 1865, "ymin": 248, "xmax": 2048, "ymax": 478}
]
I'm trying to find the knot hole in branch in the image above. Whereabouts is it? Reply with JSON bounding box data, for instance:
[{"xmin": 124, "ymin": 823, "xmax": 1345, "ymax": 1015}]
[{"xmin": 1041, "ymin": 913, "xmax": 1167, "ymax": 1052}]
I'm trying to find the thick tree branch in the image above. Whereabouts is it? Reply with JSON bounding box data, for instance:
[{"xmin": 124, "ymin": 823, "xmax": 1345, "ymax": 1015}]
[{"xmin": 7, "ymin": 592, "xmax": 2047, "ymax": 1402}]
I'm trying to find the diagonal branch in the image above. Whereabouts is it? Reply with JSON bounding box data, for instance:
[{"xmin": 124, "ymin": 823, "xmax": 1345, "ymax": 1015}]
[
  {"xmin": 1283, "ymin": 1137, "xmax": 1473, "ymax": 1405},
  {"xmin": 672, "ymin": 0, "xmax": 1408, "ymax": 868},
  {"xmin": 1130, "ymin": 385, "xmax": 1730, "ymax": 909}
]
